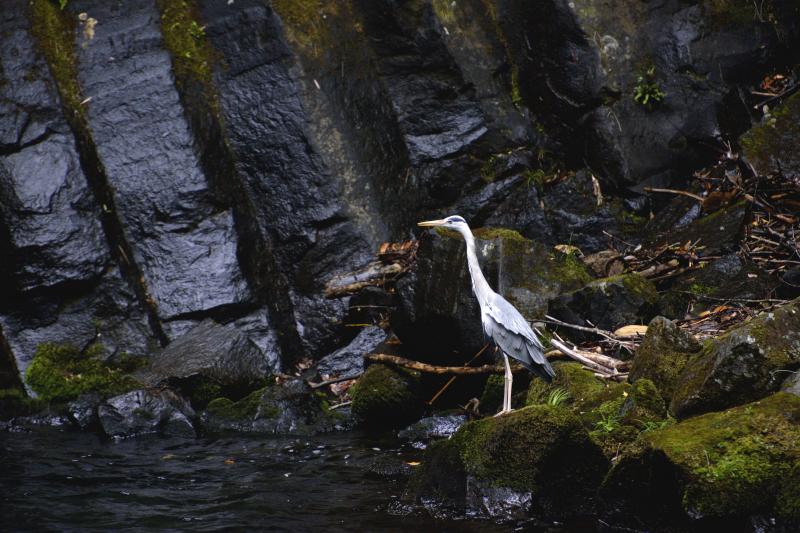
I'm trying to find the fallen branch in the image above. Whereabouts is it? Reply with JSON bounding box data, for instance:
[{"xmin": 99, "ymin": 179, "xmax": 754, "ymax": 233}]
[
  {"xmin": 644, "ymin": 187, "xmax": 705, "ymax": 202},
  {"xmin": 549, "ymin": 334, "xmax": 624, "ymax": 376},
  {"xmin": 308, "ymin": 374, "xmax": 362, "ymax": 389},
  {"xmin": 366, "ymin": 353, "xmax": 528, "ymax": 374}
]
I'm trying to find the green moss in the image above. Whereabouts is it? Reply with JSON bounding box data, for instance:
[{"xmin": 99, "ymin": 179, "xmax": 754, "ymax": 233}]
[
  {"xmin": 480, "ymin": 374, "xmax": 504, "ymax": 414},
  {"xmin": 740, "ymin": 92, "xmax": 800, "ymax": 178},
  {"xmin": 643, "ymin": 393, "xmax": 800, "ymax": 517},
  {"xmin": 510, "ymin": 65, "xmax": 523, "ymax": 107},
  {"xmin": 350, "ymin": 364, "xmax": 423, "ymax": 427},
  {"xmin": 29, "ymin": 0, "xmax": 84, "ymax": 118},
  {"xmin": 619, "ymin": 274, "xmax": 659, "ymax": 303},
  {"xmin": 471, "ymin": 227, "xmax": 528, "ymax": 242},
  {"xmin": 206, "ymin": 387, "xmax": 277, "ymax": 420},
  {"xmin": 454, "ymin": 404, "xmax": 608, "ymax": 491},
  {"xmin": 548, "ymin": 252, "xmax": 593, "ymax": 288},
  {"xmin": 156, "ymin": 0, "xmax": 219, "ymax": 114},
  {"xmin": 0, "ymin": 387, "xmax": 49, "ymax": 419},
  {"xmin": 702, "ymin": 0, "xmax": 762, "ymax": 29},
  {"xmin": 25, "ymin": 342, "xmax": 140, "ymax": 402}
]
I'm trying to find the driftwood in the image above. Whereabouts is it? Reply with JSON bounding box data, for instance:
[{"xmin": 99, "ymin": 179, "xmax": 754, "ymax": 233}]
[{"xmin": 325, "ymin": 240, "xmax": 417, "ymax": 297}]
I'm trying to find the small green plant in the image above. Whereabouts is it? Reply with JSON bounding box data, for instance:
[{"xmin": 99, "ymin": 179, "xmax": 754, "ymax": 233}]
[
  {"xmin": 595, "ymin": 413, "xmax": 621, "ymax": 433},
  {"xmin": 640, "ymin": 417, "xmax": 675, "ymax": 433},
  {"xmin": 633, "ymin": 66, "xmax": 665, "ymax": 109},
  {"xmin": 188, "ymin": 20, "xmax": 205, "ymax": 40},
  {"xmin": 546, "ymin": 387, "xmax": 571, "ymax": 407},
  {"xmin": 58, "ymin": 0, "xmax": 68, "ymax": 10}
]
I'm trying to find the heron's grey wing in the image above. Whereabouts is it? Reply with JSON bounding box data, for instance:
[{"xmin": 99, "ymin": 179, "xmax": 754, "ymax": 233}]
[{"xmin": 484, "ymin": 293, "xmax": 555, "ymax": 381}]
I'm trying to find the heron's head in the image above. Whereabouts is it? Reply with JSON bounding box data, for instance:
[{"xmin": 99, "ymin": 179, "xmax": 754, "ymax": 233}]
[{"xmin": 417, "ymin": 215, "xmax": 469, "ymax": 232}]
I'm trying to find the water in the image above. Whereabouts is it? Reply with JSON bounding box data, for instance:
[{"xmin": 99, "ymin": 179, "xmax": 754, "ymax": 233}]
[{"xmin": 0, "ymin": 429, "xmax": 552, "ymax": 532}]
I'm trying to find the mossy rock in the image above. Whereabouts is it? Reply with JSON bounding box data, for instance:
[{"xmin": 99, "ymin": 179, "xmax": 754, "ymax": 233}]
[
  {"xmin": 549, "ymin": 273, "xmax": 659, "ymax": 334},
  {"xmin": 201, "ymin": 378, "xmax": 342, "ymax": 434},
  {"xmin": 603, "ymin": 393, "xmax": 800, "ymax": 524},
  {"xmin": 670, "ymin": 297, "xmax": 800, "ymax": 418},
  {"xmin": 629, "ymin": 316, "xmax": 702, "ymax": 403},
  {"xmin": 741, "ymin": 91, "xmax": 800, "ymax": 180},
  {"xmin": 350, "ymin": 364, "xmax": 424, "ymax": 427},
  {"xmin": 25, "ymin": 343, "xmax": 140, "ymax": 403},
  {"xmin": 0, "ymin": 387, "xmax": 48, "ymax": 420},
  {"xmin": 479, "ymin": 374, "xmax": 505, "ymax": 415},
  {"xmin": 526, "ymin": 361, "xmax": 612, "ymax": 412},
  {"xmin": 411, "ymin": 404, "xmax": 609, "ymax": 517}
]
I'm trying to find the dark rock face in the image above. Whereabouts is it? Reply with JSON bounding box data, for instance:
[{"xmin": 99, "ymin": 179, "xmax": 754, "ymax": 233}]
[
  {"xmin": 671, "ymin": 297, "xmax": 800, "ymax": 418},
  {"xmin": 98, "ymin": 389, "xmax": 196, "ymax": 439},
  {"xmin": 316, "ymin": 326, "xmax": 387, "ymax": 379},
  {"xmin": 138, "ymin": 319, "xmax": 276, "ymax": 390},
  {"xmin": 72, "ymin": 0, "xmax": 251, "ymax": 325},
  {"xmin": 0, "ymin": 3, "xmax": 155, "ymax": 379},
  {"xmin": 494, "ymin": 0, "xmax": 794, "ymax": 187}
]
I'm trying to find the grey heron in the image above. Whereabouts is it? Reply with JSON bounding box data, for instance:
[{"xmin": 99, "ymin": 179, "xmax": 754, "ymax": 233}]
[{"xmin": 418, "ymin": 215, "xmax": 555, "ymax": 415}]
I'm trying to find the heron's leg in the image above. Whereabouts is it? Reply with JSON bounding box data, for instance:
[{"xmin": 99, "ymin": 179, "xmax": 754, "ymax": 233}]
[{"xmin": 504, "ymin": 353, "xmax": 513, "ymax": 413}]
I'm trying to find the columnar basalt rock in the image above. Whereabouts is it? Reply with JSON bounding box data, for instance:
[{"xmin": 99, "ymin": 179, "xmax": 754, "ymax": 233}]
[{"xmin": 0, "ymin": 1, "xmax": 155, "ymax": 377}]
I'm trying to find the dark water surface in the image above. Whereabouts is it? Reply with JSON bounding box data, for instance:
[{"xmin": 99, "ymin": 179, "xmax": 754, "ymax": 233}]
[{"xmin": 0, "ymin": 429, "xmax": 564, "ymax": 532}]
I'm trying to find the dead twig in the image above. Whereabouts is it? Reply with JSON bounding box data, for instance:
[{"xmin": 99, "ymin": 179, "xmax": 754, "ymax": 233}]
[
  {"xmin": 308, "ymin": 374, "xmax": 362, "ymax": 389},
  {"xmin": 644, "ymin": 187, "xmax": 705, "ymax": 202}
]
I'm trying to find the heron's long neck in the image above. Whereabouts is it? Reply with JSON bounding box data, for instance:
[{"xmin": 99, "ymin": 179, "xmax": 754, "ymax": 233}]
[{"xmin": 462, "ymin": 229, "xmax": 492, "ymax": 302}]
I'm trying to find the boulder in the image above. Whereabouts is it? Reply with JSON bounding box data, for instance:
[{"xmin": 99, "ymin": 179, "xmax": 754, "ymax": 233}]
[
  {"xmin": 398, "ymin": 414, "xmax": 467, "ymax": 448},
  {"xmin": 782, "ymin": 372, "xmax": 800, "ymax": 397},
  {"xmin": 137, "ymin": 319, "xmax": 273, "ymax": 402},
  {"xmin": 660, "ymin": 254, "xmax": 777, "ymax": 319},
  {"xmin": 409, "ymin": 404, "xmax": 608, "ymax": 519},
  {"xmin": 350, "ymin": 364, "xmax": 424, "ymax": 428},
  {"xmin": 549, "ymin": 274, "xmax": 660, "ymax": 334},
  {"xmin": 66, "ymin": 393, "xmax": 101, "ymax": 430},
  {"xmin": 741, "ymin": 92, "xmax": 800, "ymax": 180},
  {"xmin": 316, "ymin": 326, "xmax": 388, "ymax": 379},
  {"xmin": 670, "ymin": 298, "xmax": 800, "ymax": 418},
  {"xmin": 629, "ymin": 316, "xmax": 702, "ymax": 403},
  {"xmin": 602, "ymin": 393, "xmax": 800, "ymax": 526},
  {"xmin": 98, "ymin": 389, "xmax": 196, "ymax": 439},
  {"xmin": 200, "ymin": 378, "xmax": 342, "ymax": 435}
]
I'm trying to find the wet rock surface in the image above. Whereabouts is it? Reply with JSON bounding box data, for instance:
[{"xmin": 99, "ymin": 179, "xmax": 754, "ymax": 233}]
[
  {"xmin": 398, "ymin": 414, "xmax": 467, "ymax": 448},
  {"xmin": 98, "ymin": 389, "xmax": 196, "ymax": 439},
  {"xmin": 137, "ymin": 319, "xmax": 276, "ymax": 391},
  {"xmin": 316, "ymin": 326, "xmax": 387, "ymax": 379},
  {"xmin": 200, "ymin": 378, "xmax": 342, "ymax": 435}
]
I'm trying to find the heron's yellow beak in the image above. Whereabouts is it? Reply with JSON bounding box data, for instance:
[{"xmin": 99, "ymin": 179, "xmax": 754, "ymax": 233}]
[{"xmin": 417, "ymin": 219, "xmax": 447, "ymax": 227}]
